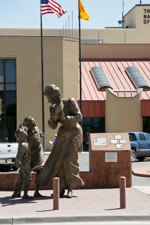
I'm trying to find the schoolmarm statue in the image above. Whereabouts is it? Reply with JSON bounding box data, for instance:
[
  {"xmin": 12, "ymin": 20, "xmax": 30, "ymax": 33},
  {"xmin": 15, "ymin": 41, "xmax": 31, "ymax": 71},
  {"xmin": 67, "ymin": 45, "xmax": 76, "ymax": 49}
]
[{"xmin": 36, "ymin": 84, "xmax": 84, "ymax": 198}]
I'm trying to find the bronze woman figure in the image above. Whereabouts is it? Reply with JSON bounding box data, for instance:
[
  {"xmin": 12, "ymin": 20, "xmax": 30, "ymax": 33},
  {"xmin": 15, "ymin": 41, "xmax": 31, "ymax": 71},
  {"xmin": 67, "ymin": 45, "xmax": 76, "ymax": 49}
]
[{"xmin": 36, "ymin": 84, "xmax": 84, "ymax": 198}]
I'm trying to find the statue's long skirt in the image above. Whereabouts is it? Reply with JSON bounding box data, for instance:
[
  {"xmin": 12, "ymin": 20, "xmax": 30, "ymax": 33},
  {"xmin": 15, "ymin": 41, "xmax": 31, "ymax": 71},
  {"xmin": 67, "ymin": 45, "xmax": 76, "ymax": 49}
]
[
  {"xmin": 35, "ymin": 124, "xmax": 84, "ymax": 189},
  {"xmin": 30, "ymin": 144, "xmax": 44, "ymax": 172}
]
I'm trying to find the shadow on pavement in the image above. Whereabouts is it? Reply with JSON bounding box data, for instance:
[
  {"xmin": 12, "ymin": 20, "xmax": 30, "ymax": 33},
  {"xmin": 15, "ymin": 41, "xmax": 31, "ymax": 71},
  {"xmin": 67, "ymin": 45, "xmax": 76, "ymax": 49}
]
[
  {"xmin": 105, "ymin": 208, "xmax": 121, "ymax": 211},
  {"xmin": 0, "ymin": 195, "xmax": 52, "ymax": 207}
]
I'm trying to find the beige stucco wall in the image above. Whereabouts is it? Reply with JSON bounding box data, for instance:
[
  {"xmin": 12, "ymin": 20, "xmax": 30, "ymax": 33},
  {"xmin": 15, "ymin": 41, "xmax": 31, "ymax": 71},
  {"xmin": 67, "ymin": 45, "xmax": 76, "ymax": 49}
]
[
  {"xmin": 105, "ymin": 89, "xmax": 143, "ymax": 133},
  {"xmin": 123, "ymin": 6, "xmax": 137, "ymax": 28},
  {"xmin": 81, "ymin": 44, "xmax": 150, "ymax": 59},
  {"xmin": 0, "ymin": 36, "xmax": 78, "ymax": 151},
  {"xmin": 124, "ymin": 5, "xmax": 150, "ymax": 30},
  {"xmin": 80, "ymin": 5, "xmax": 150, "ymax": 44},
  {"xmin": 63, "ymin": 38, "xmax": 79, "ymax": 99},
  {"xmin": 80, "ymin": 28, "xmax": 149, "ymax": 44},
  {"xmin": 78, "ymin": 4, "xmax": 150, "ymax": 44},
  {"xmin": 0, "ymin": 36, "xmax": 43, "ymax": 128}
]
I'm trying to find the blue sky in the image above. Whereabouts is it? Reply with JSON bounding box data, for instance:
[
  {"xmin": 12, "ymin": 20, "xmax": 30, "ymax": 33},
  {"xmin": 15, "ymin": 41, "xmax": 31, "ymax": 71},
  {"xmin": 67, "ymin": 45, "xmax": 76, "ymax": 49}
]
[{"xmin": 0, "ymin": 0, "xmax": 150, "ymax": 29}]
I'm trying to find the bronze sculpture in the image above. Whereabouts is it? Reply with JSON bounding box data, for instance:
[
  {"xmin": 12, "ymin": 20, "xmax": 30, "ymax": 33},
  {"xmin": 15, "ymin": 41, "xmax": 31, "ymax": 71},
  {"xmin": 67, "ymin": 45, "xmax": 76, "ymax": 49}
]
[
  {"xmin": 23, "ymin": 116, "xmax": 44, "ymax": 197},
  {"xmin": 12, "ymin": 126, "xmax": 32, "ymax": 199},
  {"xmin": 36, "ymin": 84, "xmax": 84, "ymax": 198}
]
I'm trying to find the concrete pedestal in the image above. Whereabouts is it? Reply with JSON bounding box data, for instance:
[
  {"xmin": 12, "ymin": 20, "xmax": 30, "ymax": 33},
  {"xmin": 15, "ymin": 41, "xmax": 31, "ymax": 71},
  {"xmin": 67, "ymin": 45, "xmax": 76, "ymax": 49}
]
[
  {"xmin": 88, "ymin": 133, "xmax": 132, "ymax": 188},
  {"xmin": 0, "ymin": 133, "xmax": 132, "ymax": 190}
]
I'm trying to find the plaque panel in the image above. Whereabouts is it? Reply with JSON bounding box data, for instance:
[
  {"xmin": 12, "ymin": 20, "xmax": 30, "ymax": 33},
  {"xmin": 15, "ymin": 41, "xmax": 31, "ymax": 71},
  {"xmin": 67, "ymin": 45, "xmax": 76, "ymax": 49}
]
[
  {"xmin": 93, "ymin": 137, "xmax": 107, "ymax": 146},
  {"xmin": 116, "ymin": 144, "xmax": 123, "ymax": 149},
  {"xmin": 105, "ymin": 152, "xmax": 118, "ymax": 162},
  {"xmin": 115, "ymin": 135, "xmax": 122, "ymax": 140},
  {"xmin": 120, "ymin": 139, "xmax": 127, "ymax": 144},
  {"xmin": 111, "ymin": 140, "xmax": 118, "ymax": 144}
]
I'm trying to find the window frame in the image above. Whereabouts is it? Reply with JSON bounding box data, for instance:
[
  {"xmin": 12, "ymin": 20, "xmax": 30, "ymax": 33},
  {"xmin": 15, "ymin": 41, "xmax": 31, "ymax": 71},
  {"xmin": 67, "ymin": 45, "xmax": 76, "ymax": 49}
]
[{"xmin": 0, "ymin": 59, "xmax": 16, "ymax": 142}]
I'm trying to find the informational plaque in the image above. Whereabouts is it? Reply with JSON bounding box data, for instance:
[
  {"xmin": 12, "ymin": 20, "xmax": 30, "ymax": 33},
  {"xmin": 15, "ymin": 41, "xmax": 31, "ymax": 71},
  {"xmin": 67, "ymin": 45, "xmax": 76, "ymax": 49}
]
[
  {"xmin": 93, "ymin": 137, "xmax": 107, "ymax": 146},
  {"xmin": 105, "ymin": 152, "xmax": 118, "ymax": 162},
  {"xmin": 116, "ymin": 144, "xmax": 123, "ymax": 149},
  {"xmin": 111, "ymin": 140, "xmax": 118, "ymax": 144},
  {"xmin": 120, "ymin": 140, "xmax": 127, "ymax": 144},
  {"xmin": 115, "ymin": 135, "xmax": 122, "ymax": 140}
]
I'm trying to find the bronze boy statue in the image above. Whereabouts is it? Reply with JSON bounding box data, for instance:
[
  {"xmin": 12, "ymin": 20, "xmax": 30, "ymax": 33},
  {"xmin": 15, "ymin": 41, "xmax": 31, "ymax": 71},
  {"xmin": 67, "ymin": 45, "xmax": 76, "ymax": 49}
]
[{"xmin": 12, "ymin": 126, "xmax": 32, "ymax": 199}]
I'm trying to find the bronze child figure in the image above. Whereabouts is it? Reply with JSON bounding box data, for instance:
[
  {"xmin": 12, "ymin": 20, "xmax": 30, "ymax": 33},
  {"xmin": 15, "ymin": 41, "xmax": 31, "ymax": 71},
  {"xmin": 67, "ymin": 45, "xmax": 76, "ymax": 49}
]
[
  {"xmin": 12, "ymin": 126, "xmax": 32, "ymax": 199},
  {"xmin": 23, "ymin": 116, "xmax": 44, "ymax": 197}
]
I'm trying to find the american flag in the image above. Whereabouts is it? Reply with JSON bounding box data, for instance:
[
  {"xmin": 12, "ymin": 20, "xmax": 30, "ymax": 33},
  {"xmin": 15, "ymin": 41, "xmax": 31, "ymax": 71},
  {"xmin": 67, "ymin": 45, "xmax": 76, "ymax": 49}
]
[{"xmin": 41, "ymin": 0, "xmax": 67, "ymax": 17}]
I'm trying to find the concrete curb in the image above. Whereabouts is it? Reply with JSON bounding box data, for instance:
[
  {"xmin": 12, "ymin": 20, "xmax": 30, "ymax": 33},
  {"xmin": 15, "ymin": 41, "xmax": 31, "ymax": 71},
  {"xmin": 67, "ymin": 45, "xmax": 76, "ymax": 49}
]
[
  {"xmin": 132, "ymin": 170, "xmax": 150, "ymax": 177},
  {"xmin": 132, "ymin": 168, "xmax": 150, "ymax": 178},
  {"xmin": 1, "ymin": 215, "xmax": 150, "ymax": 224}
]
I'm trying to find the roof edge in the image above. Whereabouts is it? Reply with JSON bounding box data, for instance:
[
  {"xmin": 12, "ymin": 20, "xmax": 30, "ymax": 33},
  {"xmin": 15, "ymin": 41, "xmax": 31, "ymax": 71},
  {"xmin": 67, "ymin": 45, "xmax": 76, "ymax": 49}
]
[
  {"xmin": 124, "ymin": 4, "xmax": 150, "ymax": 18},
  {"xmin": 81, "ymin": 58, "xmax": 150, "ymax": 62}
]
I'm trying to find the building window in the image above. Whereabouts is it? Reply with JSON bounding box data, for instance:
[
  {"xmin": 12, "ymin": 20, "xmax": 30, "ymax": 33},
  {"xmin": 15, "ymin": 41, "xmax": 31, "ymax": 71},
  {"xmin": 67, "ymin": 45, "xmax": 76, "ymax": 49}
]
[
  {"xmin": 143, "ymin": 117, "xmax": 150, "ymax": 133},
  {"xmin": 83, "ymin": 117, "xmax": 105, "ymax": 151},
  {"xmin": 139, "ymin": 133, "xmax": 146, "ymax": 141},
  {"xmin": 0, "ymin": 59, "xmax": 16, "ymax": 142}
]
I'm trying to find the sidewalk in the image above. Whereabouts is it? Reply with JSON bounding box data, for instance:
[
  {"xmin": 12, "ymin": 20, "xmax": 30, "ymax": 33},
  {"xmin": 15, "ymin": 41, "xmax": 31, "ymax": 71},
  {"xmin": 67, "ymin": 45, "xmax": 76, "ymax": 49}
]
[
  {"xmin": 0, "ymin": 186, "xmax": 150, "ymax": 224},
  {"xmin": 0, "ymin": 155, "xmax": 150, "ymax": 224}
]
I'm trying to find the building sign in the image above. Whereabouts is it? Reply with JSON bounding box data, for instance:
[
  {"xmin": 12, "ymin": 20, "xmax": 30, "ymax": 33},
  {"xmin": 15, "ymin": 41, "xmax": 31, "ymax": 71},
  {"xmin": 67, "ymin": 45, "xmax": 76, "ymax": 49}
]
[{"xmin": 143, "ymin": 9, "xmax": 150, "ymax": 24}]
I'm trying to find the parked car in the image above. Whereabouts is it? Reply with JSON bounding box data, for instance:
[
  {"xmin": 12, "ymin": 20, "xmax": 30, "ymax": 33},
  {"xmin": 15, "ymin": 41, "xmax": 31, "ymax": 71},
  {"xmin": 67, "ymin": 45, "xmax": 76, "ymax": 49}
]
[
  {"xmin": 129, "ymin": 132, "xmax": 150, "ymax": 162},
  {"xmin": 0, "ymin": 142, "xmax": 18, "ymax": 171}
]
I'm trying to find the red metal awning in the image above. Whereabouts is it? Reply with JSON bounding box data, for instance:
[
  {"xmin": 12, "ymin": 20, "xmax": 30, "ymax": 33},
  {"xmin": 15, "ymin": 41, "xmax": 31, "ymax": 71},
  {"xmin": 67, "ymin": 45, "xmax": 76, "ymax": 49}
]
[
  {"xmin": 79, "ymin": 60, "xmax": 150, "ymax": 117},
  {"xmin": 80, "ymin": 60, "xmax": 150, "ymax": 101}
]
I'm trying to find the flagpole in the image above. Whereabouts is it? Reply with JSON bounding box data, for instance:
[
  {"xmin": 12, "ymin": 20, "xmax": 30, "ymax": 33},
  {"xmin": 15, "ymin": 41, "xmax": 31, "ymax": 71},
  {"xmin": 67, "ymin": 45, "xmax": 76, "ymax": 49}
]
[
  {"xmin": 40, "ymin": 0, "xmax": 45, "ymax": 151},
  {"xmin": 79, "ymin": 11, "xmax": 82, "ymax": 115},
  {"xmin": 79, "ymin": 1, "xmax": 82, "ymax": 120},
  {"xmin": 79, "ymin": 0, "xmax": 83, "ymax": 152}
]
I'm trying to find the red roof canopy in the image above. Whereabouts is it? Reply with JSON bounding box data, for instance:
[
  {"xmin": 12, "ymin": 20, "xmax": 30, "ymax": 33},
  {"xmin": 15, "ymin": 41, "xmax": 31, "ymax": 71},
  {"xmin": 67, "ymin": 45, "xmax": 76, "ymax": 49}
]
[{"xmin": 80, "ymin": 60, "xmax": 150, "ymax": 101}]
